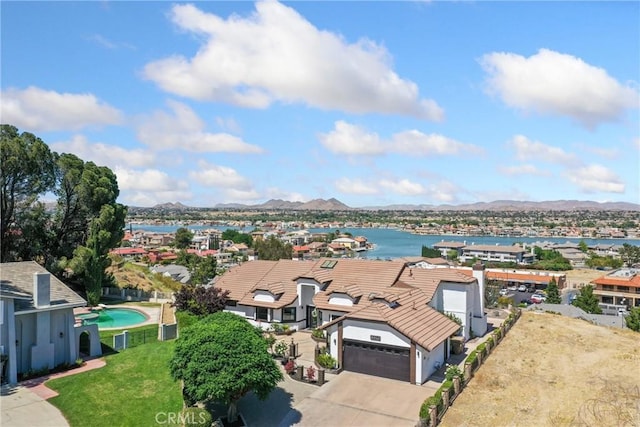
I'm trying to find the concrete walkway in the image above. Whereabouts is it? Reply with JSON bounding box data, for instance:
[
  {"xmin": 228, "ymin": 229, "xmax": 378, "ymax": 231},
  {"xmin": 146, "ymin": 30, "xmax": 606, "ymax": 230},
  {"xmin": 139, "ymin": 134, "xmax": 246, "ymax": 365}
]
[{"xmin": 0, "ymin": 358, "xmax": 106, "ymax": 427}]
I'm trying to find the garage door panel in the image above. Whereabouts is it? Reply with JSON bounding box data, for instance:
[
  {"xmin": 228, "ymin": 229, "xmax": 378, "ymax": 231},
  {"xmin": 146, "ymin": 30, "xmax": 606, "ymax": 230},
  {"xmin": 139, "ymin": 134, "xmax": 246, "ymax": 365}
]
[{"xmin": 343, "ymin": 340, "xmax": 409, "ymax": 382}]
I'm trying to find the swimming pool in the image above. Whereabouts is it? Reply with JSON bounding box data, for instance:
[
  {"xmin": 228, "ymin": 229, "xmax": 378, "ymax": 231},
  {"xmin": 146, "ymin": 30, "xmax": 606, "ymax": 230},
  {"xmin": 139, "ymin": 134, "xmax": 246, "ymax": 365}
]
[{"xmin": 77, "ymin": 308, "xmax": 148, "ymax": 329}]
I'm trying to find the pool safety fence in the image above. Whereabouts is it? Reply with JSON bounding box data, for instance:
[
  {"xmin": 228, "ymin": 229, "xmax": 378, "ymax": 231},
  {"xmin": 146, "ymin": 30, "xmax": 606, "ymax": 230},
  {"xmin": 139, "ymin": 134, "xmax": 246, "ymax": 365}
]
[
  {"xmin": 112, "ymin": 328, "xmax": 158, "ymax": 350},
  {"xmin": 103, "ymin": 287, "xmax": 173, "ymax": 303}
]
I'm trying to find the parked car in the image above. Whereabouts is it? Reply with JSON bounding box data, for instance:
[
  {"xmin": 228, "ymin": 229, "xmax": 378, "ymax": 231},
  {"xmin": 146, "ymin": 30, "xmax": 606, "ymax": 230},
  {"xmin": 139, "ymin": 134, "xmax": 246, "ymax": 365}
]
[
  {"xmin": 531, "ymin": 294, "xmax": 546, "ymax": 304},
  {"xmin": 507, "ymin": 285, "xmax": 518, "ymax": 291},
  {"xmin": 518, "ymin": 284, "xmax": 527, "ymax": 292},
  {"xmin": 499, "ymin": 288, "xmax": 509, "ymax": 296},
  {"xmin": 520, "ymin": 299, "xmax": 533, "ymax": 306},
  {"xmin": 527, "ymin": 286, "xmax": 536, "ymax": 293}
]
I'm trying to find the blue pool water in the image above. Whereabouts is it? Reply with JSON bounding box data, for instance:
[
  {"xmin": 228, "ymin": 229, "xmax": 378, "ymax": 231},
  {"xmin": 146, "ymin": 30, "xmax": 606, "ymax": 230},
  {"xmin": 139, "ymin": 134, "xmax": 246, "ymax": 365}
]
[{"xmin": 79, "ymin": 308, "xmax": 148, "ymax": 329}]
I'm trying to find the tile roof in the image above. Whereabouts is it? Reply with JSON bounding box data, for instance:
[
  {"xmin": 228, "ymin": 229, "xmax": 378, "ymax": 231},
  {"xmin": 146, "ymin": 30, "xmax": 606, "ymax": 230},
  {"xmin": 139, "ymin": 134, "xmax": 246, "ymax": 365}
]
[
  {"xmin": 322, "ymin": 289, "xmax": 460, "ymax": 351},
  {"xmin": 0, "ymin": 261, "xmax": 86, "ymax": 311}
]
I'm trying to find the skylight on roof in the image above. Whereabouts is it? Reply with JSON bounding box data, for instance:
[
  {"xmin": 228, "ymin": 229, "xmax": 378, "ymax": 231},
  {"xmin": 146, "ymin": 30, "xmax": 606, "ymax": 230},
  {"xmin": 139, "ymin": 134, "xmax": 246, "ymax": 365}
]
[{"xmin": 321, "ymin": 260, "xmax": 338, "ymax": 269}]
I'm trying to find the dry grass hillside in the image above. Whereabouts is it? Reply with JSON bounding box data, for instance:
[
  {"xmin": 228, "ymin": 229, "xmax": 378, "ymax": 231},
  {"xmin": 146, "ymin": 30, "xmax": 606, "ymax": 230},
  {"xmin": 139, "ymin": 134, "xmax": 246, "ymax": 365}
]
[
  {"xmin": 441, "ymin": 311, "xmax": 640, "ymax": 427},
  {"xmin": 106, "ymin": 260, "xmax": 181, "ymax": 292}
]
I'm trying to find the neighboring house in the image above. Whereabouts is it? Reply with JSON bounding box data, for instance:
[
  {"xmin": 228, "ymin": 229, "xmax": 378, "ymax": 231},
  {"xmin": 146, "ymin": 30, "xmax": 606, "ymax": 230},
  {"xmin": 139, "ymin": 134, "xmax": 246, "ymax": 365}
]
[
  {"xmin": 150, "ymin": 264, "xmax": 191, "ymax": 284},
  {"xmin": 432, "ymin": 241, "xmax": 466, "ymax": 258},
  {"xmin": 214, "ymin": 258, "xmax": 488, "ymax": 384},
  {"xmin": 459, "ymin": 244, "xmax": 530, "ymax": 264},
  {"xmin": 109, "ymin": 247, "xmax": 148, "ymax": 259},
  {"xmin": 0, "ymin": 261, "xmax": 101, "ymax": 385},
  {"xmin": 591, "ymin": 268, "xmax": 640, "ymax": 309},
  {"xmin": 147, "ymin": 250, "xmax": 178, "ymax": 264},
  {"xmin": 483, "ymin": 269, "xmax": 567, "ymax": 290}
]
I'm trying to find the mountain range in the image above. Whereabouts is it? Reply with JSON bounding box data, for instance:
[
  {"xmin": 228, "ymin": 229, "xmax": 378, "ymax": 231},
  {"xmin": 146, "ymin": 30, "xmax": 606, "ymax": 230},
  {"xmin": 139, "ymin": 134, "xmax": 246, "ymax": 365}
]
[{"xmin": 141, "ymin": 199, "xmax": 640, "ymax": 211}]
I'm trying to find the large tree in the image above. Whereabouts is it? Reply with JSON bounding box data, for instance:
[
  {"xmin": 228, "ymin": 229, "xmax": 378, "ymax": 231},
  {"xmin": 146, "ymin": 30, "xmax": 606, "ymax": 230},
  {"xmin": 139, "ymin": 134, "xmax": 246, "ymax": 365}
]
[
  {"xmin": 618, "ymin": 243, "xmax": 640, "ymax": 267},
  {"xmin": 170, "ymin": 312, "xmax": 283, "ymax": 422},
  {"xmin": 0, "ymin": 125, "xmax": 56, "ymax": 262},
  {"xmin": 254, "ymin": 235, "xmax": 293, "ymax": 260},
  {"xmin": 545, "ymin": 277, "xmax": 562, "ymax": 304},
  {"xmin": 0, "ymin": 125, "xmax": 126, "ymax": 300},
  {"xmin": 572, "ymin": 285, "xmax": 602, "ymax": 314},
  {"xmin": 174, "ymin": 227, "xmax": 194, "ymax": 249}
]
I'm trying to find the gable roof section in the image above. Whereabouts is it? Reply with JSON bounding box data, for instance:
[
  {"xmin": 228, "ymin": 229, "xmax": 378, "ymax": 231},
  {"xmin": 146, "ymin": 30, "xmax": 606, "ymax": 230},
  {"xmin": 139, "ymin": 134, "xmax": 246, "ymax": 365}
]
[
  {"xmin": 218, "ymin": 260, "xmax": 312, "ymax": 308},
  {"xmin": 397, "ymin": 268, "xmax": 476, "ymax": 301},
  {"xmin": 0, "ymin": 261, "xmax": 86, "ymax": 312},
  {"xmin": 321, "ymin": 289, "xmax": 460, "ymax": 351}
]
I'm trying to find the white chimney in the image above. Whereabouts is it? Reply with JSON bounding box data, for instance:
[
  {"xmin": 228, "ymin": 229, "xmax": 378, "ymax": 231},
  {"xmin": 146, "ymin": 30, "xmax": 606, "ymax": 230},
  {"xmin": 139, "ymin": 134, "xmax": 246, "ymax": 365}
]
[
  {"xmin": 33, "ymin": 272, "xmax": 51, "ymax": 308},
  {"xmin": 472, "ymin": 262, "xmax": 486, "ymax": 313}
]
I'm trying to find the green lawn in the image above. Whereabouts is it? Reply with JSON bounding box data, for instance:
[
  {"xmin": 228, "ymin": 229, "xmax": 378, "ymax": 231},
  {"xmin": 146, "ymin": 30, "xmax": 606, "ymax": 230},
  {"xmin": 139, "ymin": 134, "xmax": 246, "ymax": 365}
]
[{"xmin": 47, "ymin": 339, "xmax": 183, "ymax": 427}]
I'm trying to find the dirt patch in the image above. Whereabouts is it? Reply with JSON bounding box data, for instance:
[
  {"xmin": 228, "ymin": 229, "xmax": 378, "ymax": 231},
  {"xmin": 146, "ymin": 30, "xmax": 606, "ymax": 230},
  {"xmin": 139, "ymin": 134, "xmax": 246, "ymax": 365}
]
[
  {"xmin": 161, "ymin": 303, "xmax": 176, "ymax": 324},
  {"xmin": 440, "ymin": 311, "xmax": 640, "ymax": 427},
  {"xmin": 562, "ymin": 268, "xmax": 605, "ymax": 289}
]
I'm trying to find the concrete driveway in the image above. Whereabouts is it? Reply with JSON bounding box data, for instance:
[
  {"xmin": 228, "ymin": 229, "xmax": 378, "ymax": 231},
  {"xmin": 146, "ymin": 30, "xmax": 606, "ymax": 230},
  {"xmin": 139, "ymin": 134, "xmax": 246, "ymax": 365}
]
[
  {"xmin": 279, "ymin": 371, "xmax": 438, "ymax": 427},
  {"xmin": 1, "ymin": 385, "xmax": 69, "ymax": 427}
]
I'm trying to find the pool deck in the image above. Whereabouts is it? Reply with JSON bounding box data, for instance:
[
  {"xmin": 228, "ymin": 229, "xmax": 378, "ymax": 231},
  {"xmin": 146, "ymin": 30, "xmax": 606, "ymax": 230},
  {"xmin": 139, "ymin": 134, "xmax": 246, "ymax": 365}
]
[{"xmin": 73, "ymin": 304, "xmax": 161, "ymax": 330}]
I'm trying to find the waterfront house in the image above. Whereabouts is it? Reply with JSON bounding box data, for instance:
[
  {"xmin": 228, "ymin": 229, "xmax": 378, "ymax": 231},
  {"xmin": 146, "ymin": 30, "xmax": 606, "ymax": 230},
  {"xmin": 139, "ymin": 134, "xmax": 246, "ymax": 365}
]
[
  {"xmin": 591, "ymin": 268, "xmax": 640, "ymax": 310},
  {"xmin": 214, "ymin": 258, "xmax": 488, "ymax": 384}
]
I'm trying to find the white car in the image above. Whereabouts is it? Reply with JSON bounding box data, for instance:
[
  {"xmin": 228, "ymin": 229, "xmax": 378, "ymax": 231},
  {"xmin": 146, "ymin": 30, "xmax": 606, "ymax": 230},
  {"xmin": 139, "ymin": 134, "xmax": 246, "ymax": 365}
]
[
  {"xmin": 531, "ymin": 294, "xmax": 546, "ymax": 304},
  {"xmin": 507, "ymin": 285, "xmax": 518, "ymax": 291},
  {"xmin": 499, "ymin": 288, "xmax": 509, "ymax": 296},
  {"xmin": 518, "ymin": 284, "xmax": 527, "ymax": 292}
]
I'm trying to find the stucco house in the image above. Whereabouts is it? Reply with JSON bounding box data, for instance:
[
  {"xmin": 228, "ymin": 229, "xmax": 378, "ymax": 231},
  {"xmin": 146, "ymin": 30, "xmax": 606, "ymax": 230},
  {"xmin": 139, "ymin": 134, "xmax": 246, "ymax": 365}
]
[
  {"xmin": 214, "ymin": 258, "xmax": 488, "ymax": 384},
  {"xmin": 0, "ymin": 261, "xmax": 101, "ymax": 385}
]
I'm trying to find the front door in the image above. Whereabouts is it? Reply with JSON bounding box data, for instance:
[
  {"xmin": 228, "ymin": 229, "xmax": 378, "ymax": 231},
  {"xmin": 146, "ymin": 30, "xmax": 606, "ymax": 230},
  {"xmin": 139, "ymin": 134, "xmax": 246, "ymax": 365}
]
[{"xmin": 306, "ymin": 306, "xmax": 319, "ymax": 329}]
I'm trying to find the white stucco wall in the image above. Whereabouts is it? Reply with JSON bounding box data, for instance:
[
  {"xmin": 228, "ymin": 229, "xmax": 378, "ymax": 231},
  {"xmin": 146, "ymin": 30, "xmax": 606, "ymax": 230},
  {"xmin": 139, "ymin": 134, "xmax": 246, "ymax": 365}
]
[
  {"xmin": 343, "ymin": 320, "xmax": 410, "ymax": 348},
  {"xmin": 328, "ymin": 294, "xmax": 353, "ymax": 307},
  {"xmin": 253, "ymin": 290, "xmax": 275, "ymax": 303},
  {"xmin": 419, "ymin": 341, "xmax": 447, "ymax": 384}
]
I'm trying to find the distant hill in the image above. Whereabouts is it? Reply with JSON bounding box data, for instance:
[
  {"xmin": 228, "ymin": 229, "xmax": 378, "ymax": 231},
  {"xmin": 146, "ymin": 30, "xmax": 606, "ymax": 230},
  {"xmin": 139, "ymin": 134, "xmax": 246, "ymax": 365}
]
[{"xmin": 128, "ymin": 199, "xmax": 639, "ymax": 211}]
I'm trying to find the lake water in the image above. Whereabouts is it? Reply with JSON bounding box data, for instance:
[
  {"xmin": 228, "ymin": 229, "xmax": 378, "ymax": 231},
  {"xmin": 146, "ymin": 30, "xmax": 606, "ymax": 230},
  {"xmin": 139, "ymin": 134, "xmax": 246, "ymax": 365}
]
[{"xmin": 130, "ymin": 224, "xmax": 639, "ymax": 259}]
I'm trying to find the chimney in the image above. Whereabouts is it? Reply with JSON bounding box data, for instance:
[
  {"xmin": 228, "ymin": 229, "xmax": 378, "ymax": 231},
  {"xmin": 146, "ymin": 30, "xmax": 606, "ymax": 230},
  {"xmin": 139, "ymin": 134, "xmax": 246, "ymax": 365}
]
[
  {"xmin": 33, "ymin": 272, "xmax": 51, "ymax": 308},
  {"xmin": 472, "ymin": 262, "xmax": 485, "ymax": 313}
]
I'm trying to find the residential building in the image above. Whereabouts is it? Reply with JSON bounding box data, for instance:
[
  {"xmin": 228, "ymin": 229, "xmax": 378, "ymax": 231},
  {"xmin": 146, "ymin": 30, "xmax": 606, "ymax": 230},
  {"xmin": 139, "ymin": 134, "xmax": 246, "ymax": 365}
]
[
  {"xmin": 591, "ymin": 268, "xmax": 640, "ymax": 309},
  {"xmin": 0, "ymin": 262, "xmax": 101, "ymax": 385},
  {"xmin": 214, "ymin": 258, "xmax": 488, "ymax": 384}
]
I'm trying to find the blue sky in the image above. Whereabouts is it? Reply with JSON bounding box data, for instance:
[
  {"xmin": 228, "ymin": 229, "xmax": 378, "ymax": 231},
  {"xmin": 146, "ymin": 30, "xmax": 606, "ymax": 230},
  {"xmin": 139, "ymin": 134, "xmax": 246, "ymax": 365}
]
[{"xmin": 2, "ymin": 1, "xmax": 639, "ymax": 208}]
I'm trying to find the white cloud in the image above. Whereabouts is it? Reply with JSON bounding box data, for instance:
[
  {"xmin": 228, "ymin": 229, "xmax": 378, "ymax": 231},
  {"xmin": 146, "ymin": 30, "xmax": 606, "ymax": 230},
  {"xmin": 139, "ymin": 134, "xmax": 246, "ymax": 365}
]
[
  {"xmin": 481, "ymin": 48, "xmax": 639, "ymax": 128},
  {"xmin": 1, "ymin": 86, "xmax": 122, "ymax": 132},
  {"xmin": 334, "ymin": 178, "xmax": 380, "ymax": 195},
  {"xmin": 319, "ymin": 121, "xmax": 386, "ymax": 155},
  {"xmin": 136, "ymin": 100, "xmax": 263, "ymax": 153},
  {"xmin": 379, "ymin": 178, "xmax": 425, "ymax": 196},
  {"xmin": 391, "ymin": 130, "xmax": 484, "ymax": 156},
  {"xmin": 115, "ymin": 167, "xmax": 189, "ymax": 192},
  {"xmin": 320, "ymin": 121, "xmax": 481, "ymax": 157},
  {"xmin": 143, "ymin": 2, "xmax": 443, "ymax": 120},
  {"xmin": 499, "ymin": 164, "xmax": 551, "ymax": 176},
  {"xmin": 565, "ymin": 164, "xmax": 625, "ymax": 193},
  {"xmin": 508, "ymin": 135, "xmax": 578, "ymax": 165},
  {"xmin": 188, "ymin": 162, "xmax": 253, "ymax": 189},
  {"xmin": 50, "ymin": 135, "xmax": 156, "ymax": 169}
]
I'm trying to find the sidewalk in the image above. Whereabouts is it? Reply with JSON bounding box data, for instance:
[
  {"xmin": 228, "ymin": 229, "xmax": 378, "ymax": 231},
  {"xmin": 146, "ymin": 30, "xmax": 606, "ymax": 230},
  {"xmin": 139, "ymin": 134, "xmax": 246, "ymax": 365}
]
[{"xmin": 1, "ymin": 358, "xmax": 106, "ymax": 427}]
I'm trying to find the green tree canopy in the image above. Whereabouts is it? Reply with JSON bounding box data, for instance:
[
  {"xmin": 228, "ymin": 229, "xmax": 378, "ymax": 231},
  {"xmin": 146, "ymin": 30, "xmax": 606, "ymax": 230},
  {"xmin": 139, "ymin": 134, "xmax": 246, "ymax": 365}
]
[
  {"xmin": 421, "ymin": 245, "xmax": 441, "ymax": 258},
  {"xmin": 1, "ymin": 125, "xmax": 126, "ymax": 303},
  {"xmin": 545, "ymin": 277, "xmax": 561, "ymax": 304},
  {"xmin": 174, "ymin": 227, "xmax": 194, "ymax": 249},
  {"xmin": 170, "ymin": 312, "xmax": 282, "ymax": 422},
  {"xmin": 221, "ymin": 229, "xmax": 253, "ymax": 246},
  {"xmin": 1, "ymin": 125, "xmax": 56, "ymax": 262},
  {"xmin": 624, "ymin": 307, "xmax": 640, "ymax": 332},
  {"xmin": 572, "ymin": 285, "xmax": 602, "ymax": 314},
  {"xmin": 254, "ymin": 235, "xmax": 293, "ymax": 260},
  {"xmin": 173, "ymin": 284, "xmax": 229, "ymax": 317},
  {"xmin": 618, "ymin": 243, "xmax": 640, "ymax": 267}
]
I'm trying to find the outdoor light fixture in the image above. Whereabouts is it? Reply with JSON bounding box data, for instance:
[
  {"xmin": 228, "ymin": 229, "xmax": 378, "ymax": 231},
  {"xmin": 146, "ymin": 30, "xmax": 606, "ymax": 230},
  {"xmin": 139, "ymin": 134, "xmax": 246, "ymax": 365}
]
[{"xmin": 59, "ymin": 332, "xmax": 64, "ymax": 338}]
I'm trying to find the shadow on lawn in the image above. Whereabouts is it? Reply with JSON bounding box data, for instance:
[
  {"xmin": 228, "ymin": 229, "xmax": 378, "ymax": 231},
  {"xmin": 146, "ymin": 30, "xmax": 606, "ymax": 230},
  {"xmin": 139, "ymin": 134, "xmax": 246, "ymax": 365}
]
[{"xmin": 205, "ymin": 386, "xmax": 300, "ymax": 427}]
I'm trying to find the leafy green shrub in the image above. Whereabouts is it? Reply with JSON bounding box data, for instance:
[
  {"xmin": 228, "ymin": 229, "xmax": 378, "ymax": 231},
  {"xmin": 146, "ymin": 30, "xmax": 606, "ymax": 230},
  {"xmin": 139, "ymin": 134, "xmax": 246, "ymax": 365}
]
[
  {"xmin": 274, "ymin": 340, "xmax": 288, "ymax": 357},
  {"xmin": 180, "ymin": 407, "xmax": 212, "ymax": 426},
  {"xmin": 476, "ymin": 343, "xmax": 486, "ymax": 355},
  {"xmin": 465, "ymin": 350, "xmax": 478, "ymax": 365},
  {"xmin": 311, "ymin": 328, "xmax": 324, "ymax": 339},
  {"xmin": 316, "ymin": 353, "xmax": 337, "ymax": 369},
  {"xmin": 444, "ymin": 364, "xmax": 464, "ymax": 382},
  {"xmin": 271, "ymin": 323, "xmax": 284, "ymax": 334},
  {"xmin": 419, "ymin": 390, "xmax": 443, "ymax": 418},
  {"xmin": 486, "ymin": 336, "xmax": 494, "ymax": 347}
]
